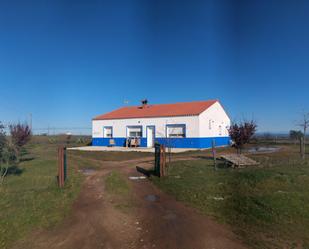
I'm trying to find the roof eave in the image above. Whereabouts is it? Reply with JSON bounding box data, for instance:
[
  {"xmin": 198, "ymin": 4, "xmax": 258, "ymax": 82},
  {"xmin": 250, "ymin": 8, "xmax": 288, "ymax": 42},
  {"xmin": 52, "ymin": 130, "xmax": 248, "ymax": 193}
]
[{"xmin": 92, "ymin": 114, "xmax": 199, "ymax": 121}]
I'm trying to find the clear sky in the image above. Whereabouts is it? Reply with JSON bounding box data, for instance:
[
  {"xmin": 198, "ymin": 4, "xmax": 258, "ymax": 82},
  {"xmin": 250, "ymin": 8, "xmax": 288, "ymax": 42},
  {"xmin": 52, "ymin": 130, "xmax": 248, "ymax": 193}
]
[{"xmin": 0, "ymin": 0, "xmax": 309, "ymax": 134}]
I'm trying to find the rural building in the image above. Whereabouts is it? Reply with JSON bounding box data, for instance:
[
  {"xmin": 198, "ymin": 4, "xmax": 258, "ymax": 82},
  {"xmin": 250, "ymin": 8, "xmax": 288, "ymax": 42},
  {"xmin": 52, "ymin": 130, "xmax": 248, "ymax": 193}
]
[{"xmin": 92, "ymin": 100, "xmax": 231, "ymax": 148}]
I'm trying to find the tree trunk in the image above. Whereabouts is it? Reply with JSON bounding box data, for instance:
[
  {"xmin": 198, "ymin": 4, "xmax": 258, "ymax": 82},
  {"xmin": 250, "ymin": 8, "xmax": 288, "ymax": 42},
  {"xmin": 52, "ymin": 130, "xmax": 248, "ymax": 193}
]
[
  {"xmin": 300, "ymin": 137, "xmax": 305, "ymax": 159},
  {"xmin": 0, "ymin": 165, "xmax": 9, "ymax": 185},
  {"xmin": 303, "ymin": 127, "xmax": 306, "ymax": 159}
]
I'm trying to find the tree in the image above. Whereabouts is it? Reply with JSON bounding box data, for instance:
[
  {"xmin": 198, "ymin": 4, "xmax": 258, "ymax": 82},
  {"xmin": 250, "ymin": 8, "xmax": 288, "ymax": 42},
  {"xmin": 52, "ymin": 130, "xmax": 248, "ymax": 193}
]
[
  {"xmin": 0, "ymin": 122, "xmax": 6, "ymax": 158},
  {"xmin": 9, "ymin": 123, "xmax": 32, "ymax": 148},
  {"xmin": 229, "ymin": 120, "xmax": 257, "ymax": 154},
  {"xmin": 298, "ymin": 112, "xmax": 309, "ymax": 159},
  {"xmin": 289, "ymin": 130, "xmax": 303, "ymax": 143},
  {"xmin": 0, "ymin": 141, "xmax": 18, "ymax": 184},
  {"xmin": 9, "ymin": 123, "xmax": 32, "ymax": 160},
  {"xmin": 0, "ymin": 123, "xmax": 18, "ymax": 184}
]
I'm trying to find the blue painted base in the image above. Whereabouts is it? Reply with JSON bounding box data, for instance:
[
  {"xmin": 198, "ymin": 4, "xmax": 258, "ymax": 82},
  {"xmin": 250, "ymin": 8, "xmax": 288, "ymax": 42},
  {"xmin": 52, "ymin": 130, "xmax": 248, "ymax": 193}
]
[{"xmin": 92, "ymin": 137, "xmax": 230, "ymax": 149}]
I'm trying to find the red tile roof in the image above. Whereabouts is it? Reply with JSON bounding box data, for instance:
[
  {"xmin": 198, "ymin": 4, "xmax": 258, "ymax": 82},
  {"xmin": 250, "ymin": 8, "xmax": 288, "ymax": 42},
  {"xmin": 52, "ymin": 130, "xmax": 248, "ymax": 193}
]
[{"xmin": 93, "ymin": 100, "xmax": 218, "ymax": 120}]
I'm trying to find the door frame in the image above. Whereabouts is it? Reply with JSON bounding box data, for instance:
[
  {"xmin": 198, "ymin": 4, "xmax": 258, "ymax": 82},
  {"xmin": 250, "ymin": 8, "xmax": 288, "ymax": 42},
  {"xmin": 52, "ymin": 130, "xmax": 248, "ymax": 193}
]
[{"xmin": 146, "ymin": 126, "xmax": 155, "ymax": 147}]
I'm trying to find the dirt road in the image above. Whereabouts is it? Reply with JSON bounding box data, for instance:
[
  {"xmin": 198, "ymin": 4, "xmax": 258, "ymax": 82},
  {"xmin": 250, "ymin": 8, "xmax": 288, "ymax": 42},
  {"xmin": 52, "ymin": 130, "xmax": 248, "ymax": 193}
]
[{"xmin": 13, "ymin": 157, "xmax": 247, "ymax": 249}]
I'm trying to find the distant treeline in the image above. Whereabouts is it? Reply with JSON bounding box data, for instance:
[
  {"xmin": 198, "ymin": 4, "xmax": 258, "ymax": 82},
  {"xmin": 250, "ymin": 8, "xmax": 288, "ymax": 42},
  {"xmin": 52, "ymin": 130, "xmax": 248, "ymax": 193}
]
[{"xmin": 253, "ymin": 132, "xmax": 309, "ymax": 145}]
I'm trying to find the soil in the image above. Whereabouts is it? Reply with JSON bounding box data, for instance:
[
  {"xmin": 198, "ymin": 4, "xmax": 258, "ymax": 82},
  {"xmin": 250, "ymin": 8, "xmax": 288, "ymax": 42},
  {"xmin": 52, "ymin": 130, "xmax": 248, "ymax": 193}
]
[{"xmin": 12, "ymin": 157, "xmax": 248, "ymax": 249}]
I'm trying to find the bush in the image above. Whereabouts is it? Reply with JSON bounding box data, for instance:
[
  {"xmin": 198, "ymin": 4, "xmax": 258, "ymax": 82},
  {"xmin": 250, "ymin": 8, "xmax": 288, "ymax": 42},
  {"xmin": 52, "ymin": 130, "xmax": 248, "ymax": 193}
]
[
  {"xmin": 0, "ymin": 141, "xmax": 18, "ymax": 184},
  {"xmin": 0, "ymin": 122, "xmax": 21, "ymax": 184},
  {"xmin": 229, "ymin": 120, "xmax": 257, "ymax": 153},
  {"xmin": 10, "ymin": 123, "xmax": 32, "ymax": 149}
]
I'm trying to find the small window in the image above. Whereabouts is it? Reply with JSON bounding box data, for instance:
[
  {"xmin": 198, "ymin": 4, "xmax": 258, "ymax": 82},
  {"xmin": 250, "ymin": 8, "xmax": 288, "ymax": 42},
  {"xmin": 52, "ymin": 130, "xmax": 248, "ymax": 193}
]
[
  {"xmin": 103, "ymin": 127, "xmax": 113, "ymax": 138},
  {"xmin": 209, "ymin": 120, "xmax": 212, "ymax": 130},
  {"xmin": 167, "ymin": 125, "xmax": 185, "ymax": 138},
  {"xmin": 128, "ymin": 126, "xmax": 142, "ymax": 137},
  {"xmin": 219, "ymin": 125, "xmax": 222, "ymax": 136}
]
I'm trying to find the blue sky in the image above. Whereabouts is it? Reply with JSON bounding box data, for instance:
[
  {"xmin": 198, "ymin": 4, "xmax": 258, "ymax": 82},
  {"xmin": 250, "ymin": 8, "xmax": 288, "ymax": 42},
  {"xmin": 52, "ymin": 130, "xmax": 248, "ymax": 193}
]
[{"xmin": 0, "ymin": 0, "xmax": 309, "ymax": 134}]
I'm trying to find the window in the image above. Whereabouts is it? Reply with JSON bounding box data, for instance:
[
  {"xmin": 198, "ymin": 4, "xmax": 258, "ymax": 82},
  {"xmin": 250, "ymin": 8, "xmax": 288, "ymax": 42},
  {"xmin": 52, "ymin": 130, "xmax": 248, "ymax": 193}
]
[
  {"xmin": 219, "ymin": 125, "xmax": 222, "ymax": 136},
  {"xmin": 167, "ymin": 125, "xmax": 185, "ymax": 138},
  {"xmin": 103, "ymin": 127, "xmax": 113, "ymax": 138},
  {"xmin": 128, "ymin": 126, "xmax": 142, "ymax": 137},
  {"xmin": 209, "ymin": 120, "xmax": 212, "ymax": 129}
]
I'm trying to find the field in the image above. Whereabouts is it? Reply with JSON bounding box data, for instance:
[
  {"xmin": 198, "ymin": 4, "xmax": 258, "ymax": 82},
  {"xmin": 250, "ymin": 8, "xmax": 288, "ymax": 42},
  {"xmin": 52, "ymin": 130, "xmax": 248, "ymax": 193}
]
[
  {"xmin": 0, "ymin": 137, "xmax": 85, "ymax": 249},
  {"xmin": 152, "ymin": 145, "xmax": 309, "ymax": 248},
  {"xmin": 1, "ymin": 135, "xmax": 309, "ymax": 249},
  {"xmin": 0, "ymin": 135, "xmax": 151, "ymax": 249}
]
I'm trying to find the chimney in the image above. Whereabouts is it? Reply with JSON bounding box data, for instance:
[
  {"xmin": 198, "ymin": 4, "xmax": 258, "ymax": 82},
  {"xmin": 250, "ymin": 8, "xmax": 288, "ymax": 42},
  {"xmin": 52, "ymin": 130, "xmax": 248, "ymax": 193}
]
[{"xmin": 140, "ymin": 99, "xmax": 148, "ymax": 108}]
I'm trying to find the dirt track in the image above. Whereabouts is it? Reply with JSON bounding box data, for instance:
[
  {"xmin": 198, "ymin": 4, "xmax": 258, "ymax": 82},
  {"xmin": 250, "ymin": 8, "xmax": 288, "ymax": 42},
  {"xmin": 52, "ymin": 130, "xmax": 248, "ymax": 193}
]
[{"xmin": 13, "ymin": 157, "xmax": 247, "ymax": 249}]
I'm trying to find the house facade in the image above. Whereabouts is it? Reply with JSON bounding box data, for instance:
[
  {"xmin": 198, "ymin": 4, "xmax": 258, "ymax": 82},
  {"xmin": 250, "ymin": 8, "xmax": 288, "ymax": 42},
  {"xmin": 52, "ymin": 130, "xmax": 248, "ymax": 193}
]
[{"xmin": 92, "ymin": 100, "xmax": 231, "ymax": 148}]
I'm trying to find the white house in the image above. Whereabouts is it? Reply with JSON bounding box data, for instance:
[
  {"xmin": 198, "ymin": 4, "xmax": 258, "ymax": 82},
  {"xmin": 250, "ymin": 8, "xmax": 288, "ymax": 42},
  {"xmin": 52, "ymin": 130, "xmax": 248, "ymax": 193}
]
[{"xmin": 92, "ymin": 100, "xmax": 231, "ymax": 149}]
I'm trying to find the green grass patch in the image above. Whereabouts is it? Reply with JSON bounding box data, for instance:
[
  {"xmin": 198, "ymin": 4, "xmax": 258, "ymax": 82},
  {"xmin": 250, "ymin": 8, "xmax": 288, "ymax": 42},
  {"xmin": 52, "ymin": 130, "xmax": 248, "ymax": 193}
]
[
  {"xmin": 0, "ymin": 140, "xmax": 85, "ymax": 249},
  {"xmin": 105, "ymin": 171, "xmax": 134, "ymax": 211},
  {"xmin": 105, "ymin": 171, "xmax": 130, "ymax": 196},
  {"xmin": 152, "ymin": 149, "xmax": 309, "ymax": 248}
]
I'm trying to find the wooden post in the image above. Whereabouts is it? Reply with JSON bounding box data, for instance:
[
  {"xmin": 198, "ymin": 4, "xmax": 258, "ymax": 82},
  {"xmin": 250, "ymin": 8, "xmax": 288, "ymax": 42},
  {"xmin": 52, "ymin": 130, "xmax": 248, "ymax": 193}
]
[
  {"xmin": 57, "ymin": 146, "xmax": 67, "ymax": 188},
  {"xmin": 63, "ymin": 147, "xmax": 67, "ymax": 181},
  {"xmin": 154, "ymin": 144, "xmax": 166, "ymax": 177},
  {"xmin": 212, "ymin": 139, "xmax": 217, "ymax": 170},
  {"xmin": 154, "ymin": 143, "xmax": 160, "ymax": 176}
]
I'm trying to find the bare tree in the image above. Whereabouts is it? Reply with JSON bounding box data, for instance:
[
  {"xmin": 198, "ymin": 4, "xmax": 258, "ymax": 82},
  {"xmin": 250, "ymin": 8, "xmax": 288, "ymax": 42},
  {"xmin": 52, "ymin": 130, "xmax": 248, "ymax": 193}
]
[
  {"xmin": 298, "ymin": 112, "xmax": 309, "ymax": 159},
  {"xmin": 228, "ymin": 120, "xmax": 257, "ymax": 154}
]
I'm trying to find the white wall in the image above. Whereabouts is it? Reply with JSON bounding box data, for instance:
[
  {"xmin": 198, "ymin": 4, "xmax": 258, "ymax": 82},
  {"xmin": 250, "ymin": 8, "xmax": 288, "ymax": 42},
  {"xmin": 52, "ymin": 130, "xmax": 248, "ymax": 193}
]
[
  {"xmin": 92, "ymin": 115, "xmax": 199, "ymax": 138},
  {"xmin": 199, "ymin": 101, "xmax": 231, "ymax": 137},
  {"xmin": 93, "ymin": 101, "xmax": 231, "ymax": 139}
]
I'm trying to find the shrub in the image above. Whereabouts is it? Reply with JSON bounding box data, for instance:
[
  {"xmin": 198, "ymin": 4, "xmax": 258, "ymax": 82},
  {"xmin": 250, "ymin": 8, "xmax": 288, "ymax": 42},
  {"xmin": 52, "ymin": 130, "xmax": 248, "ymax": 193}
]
[
  {"xmin": 0, "ymin": 141, "xmax": 18, "ymax": 184},
  {"xmin": 9, "ymin": 123, "xmax": 32, "ymax": 148},
  {"xmin": 229, "ymin": 120, "xmax": 257, "ymax": 153}
]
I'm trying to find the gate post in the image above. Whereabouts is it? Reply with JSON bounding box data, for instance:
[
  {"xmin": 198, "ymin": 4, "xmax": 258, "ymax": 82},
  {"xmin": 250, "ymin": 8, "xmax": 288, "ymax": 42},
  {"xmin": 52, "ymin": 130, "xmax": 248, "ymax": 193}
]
[
  {"xmin": 64, "ymin": 147, "xmax": 67, "ymax": 181},
  {"xmin": 154, "ymin": 143, "xmax": 166, "ymax": 177},
  {"xmin": 57, "ymin": 146, "xmax": 67, "ymax": 187},
  {"xmin": 154, "ymin": 143, "xmax": 161, "ymax": 176},
  {"xmin": 160, "ymin": 145, "xmax": 166, "ymax": 177}
]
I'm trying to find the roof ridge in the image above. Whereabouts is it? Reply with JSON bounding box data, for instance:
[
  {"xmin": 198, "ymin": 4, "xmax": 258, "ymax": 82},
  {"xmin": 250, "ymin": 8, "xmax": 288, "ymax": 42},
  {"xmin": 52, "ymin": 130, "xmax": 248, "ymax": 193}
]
[{"xmin": 123, "ymin": 99, "xmax": 218, "ymax": 108}]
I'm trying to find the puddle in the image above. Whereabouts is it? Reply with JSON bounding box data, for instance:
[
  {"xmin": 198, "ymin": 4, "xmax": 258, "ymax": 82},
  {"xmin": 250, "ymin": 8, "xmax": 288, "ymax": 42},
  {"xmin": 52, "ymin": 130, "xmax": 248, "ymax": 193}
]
[
  {"xmin": 145, "ymin": 194, "xmax": 159, "ymax": 202},
  {"xmin": 246, "ymin": 147, "xmax": 280, "ymax": 154},
  {"xmin": 129, "ymin": 176, "xmax": 147, "ymax": 180},
  {"xmin": 80, "ymin": 169, "xmax": 96, "ymax": 175}
]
